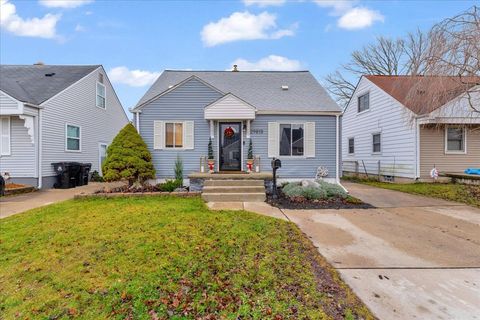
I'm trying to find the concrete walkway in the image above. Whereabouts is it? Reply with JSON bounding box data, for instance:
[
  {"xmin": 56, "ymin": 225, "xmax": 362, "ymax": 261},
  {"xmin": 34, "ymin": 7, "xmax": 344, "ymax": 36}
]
[
  {"xmin": 212, "ymin": 183, "xmax": 480, "ymax": 319},
  {"xmin": 0, "ymin": 182, "xmax": 121, "ymax": 219}
]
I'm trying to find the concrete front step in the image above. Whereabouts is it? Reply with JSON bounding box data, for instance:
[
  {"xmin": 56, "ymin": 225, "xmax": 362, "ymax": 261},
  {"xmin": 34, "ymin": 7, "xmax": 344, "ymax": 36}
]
[
  {"xmin": 203, "ymin": 186, "xmax": 265, "ymax": 194},
  {"xmin": 204, "ymin": 179, "xmax": 264, "ymax": 187},
  {"xmin": 202, "ymin": 192, "xmax": 266, "ymax": 202}
]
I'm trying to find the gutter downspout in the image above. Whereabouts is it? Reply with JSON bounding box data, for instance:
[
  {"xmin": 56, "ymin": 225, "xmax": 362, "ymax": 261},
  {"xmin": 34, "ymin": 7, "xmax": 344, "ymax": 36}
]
[
  {"xmin": 37, "ymin": 109, "xmax": 43, "ymax": 189},
  {"xmin": 336, "ymin": 114, "xmax": 340, "ymax": 183}
]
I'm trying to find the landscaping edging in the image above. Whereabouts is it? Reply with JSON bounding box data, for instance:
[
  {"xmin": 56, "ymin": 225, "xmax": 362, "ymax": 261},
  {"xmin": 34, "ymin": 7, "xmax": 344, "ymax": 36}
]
[
  {"xmin": 74, "ymin": 191, "xmax": 201, "ymax": 199},
  {"xmin": 4, "ymin": 186, "xmax": 37, "ymax": 196}
]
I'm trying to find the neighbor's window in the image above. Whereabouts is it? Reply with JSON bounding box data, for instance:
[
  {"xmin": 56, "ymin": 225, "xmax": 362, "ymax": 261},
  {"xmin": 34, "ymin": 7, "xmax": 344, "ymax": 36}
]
[
  {"xmin": 446, "ymin": 127, "xmax": 465, "ymax": 153},
  {"xmin": 0, "ymin": 117, "xmax": 11, "ymax": 155},
  {"xmin": 348, "ymin": 138, "xmax": 355, "ymax": 154},
  {"xmin": 165, "ymin": 122, "xmax": 183, "ymax": 148},
  {"xmin": 358, "ymin": 92, "xmax": 370, "ymax": 113},
  {"xmin": 96, "ymin": 82, "xmax": 106, "ymax": 109},
  {"xmin": 66, "ymin": 124, "xmax": 81, "ymax": 151},
  {"xmin": 280, "ymin": 123, "xmax": 304, "ymax": 156},
  {"xmin": 372, "ymin": 133, "xmax": 381, "ymax": 153}
]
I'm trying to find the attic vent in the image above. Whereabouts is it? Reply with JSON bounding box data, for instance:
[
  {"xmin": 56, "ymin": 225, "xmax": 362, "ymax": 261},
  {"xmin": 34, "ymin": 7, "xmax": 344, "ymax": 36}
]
[
  {"xmin": 45, "ymin": 72, "xmax": 56, "ymax": 77},
  {"xmin": 98, "ymin": 73, "xmax": 104, "ymax": 83},
  {"xmin": 281, "ymin": 85, "xmax": 289, "ymax": 90}
]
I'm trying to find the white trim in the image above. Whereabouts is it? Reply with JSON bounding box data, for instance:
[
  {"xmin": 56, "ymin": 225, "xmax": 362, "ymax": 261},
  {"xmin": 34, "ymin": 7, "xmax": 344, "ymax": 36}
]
[
  {"xmin": 135, "ymin": 111, "xmax": 140, "ymax": 133},
  {"xmin": 0, "ymin": 116, "xmax": 11, "ymax": 156},
  {"xmin": 65, "ymin": 123, "xmax": 82, "ymax": 152},
  {"xmin": 336, "ymin": 115, "xmax": 340, "ymax": 182},
  {"xmin": 40, "ymin": 67, "xmax": 101, "ymax": 106},
  {"xmin": 257, "ymin": 110, "xmax": 341, "ymax": 115},
  {"xmin": 415, "ymin": 118, "xmax": 420, "ymax": 179},
  {"xmin": 96, "ymin": 81, "xmax": 106, "ymax": 109},
  {"xmin": 0, "ymin": 89, "xmax": 26, "ymax": 115},
  {"xmin": 98, "ymin": 142, "xmax": 108, "ymax": 176},
  {"xmin": 204, "ymin": 93, "xmax": 257, "ymax": 120},
  {"xmin": 444, "ymin": 125, "xmax": 467, "ymax": 154},
  {"xmin": 38, "ymin": 110, "xmax": 43, "ymax": 188}
]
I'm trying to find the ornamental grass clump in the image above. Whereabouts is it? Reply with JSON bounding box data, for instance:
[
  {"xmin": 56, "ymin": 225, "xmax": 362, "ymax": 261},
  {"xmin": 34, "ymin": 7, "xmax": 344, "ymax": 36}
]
[
  {"xmin": 102, "ymin": 123, "xmax": 155, "ymax": 186},
  {"xmin": 282, "ymin": 180, "xmax": 347, "ymax": 200}
]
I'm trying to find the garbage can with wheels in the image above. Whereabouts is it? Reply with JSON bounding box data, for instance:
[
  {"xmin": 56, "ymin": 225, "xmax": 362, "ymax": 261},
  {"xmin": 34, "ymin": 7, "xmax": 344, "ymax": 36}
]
[
  {"xmin": 77, "ymin": 163, "xmax": 92, "ymax": 186},
  {"xmin": 51, "ymin": 162, "xmax": 80, "ymax": 188}
]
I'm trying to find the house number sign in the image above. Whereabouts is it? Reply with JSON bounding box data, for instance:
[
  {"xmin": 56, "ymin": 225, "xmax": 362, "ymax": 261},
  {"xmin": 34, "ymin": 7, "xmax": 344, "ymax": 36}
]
[{"xmin": 251, "ymin": 129, "xmax": 264, "ymax": 134}]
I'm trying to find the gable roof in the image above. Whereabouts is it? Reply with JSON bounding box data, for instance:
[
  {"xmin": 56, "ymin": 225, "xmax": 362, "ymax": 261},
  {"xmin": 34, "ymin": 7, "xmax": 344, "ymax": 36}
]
[
  {"xmin": 365, "ymin": 75, "xmax": 480, "ymax": 115},
  {"xmin": 0, "ymin": 64, "xmax": 100, "ymax": 105},
  {"xmin": 134, "ymin": 70, "xmax": 341, "ymax": 113}
]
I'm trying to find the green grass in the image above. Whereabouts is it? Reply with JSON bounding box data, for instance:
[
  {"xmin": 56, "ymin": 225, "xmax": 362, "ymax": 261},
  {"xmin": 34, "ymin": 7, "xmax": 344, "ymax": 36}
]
[
  {"xmin": 0, "ymin": 196, "xmax": 372, "ymax": 319},
  {"xmin": 343, "ymin": 176, "xmax": 480, "ymax": 207}
]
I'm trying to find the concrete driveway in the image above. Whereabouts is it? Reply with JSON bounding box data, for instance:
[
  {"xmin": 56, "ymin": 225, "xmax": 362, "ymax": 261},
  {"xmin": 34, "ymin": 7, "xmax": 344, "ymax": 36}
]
[
  {"xmin": 0, "ymin": 182, "xmax": 122, "ymax": 219},
  {"xmin": 284, "ymin": 182, "xmax": 480, "ymax": 320}
]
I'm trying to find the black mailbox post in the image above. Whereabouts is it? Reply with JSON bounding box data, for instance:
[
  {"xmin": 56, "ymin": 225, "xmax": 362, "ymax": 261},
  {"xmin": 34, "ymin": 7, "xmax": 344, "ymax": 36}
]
[{"xmin": 271, "ymin": 157, "xmax": 282, "ymax": 198}]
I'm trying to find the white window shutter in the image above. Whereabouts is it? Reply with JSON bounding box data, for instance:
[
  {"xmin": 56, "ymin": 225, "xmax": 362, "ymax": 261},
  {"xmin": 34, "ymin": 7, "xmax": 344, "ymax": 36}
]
[
  {"xmin": 268, "ymin": 122, "xmax": 279, "ymax": 158},
  {"xmin": 153, "ymin": 121, "xmax": 164, "ymax": 150},
  {"xmin": 305, "ymin": 122, "xmax": 315, "ymax": 158},
  {"xmin": 0, "ymin": 117, "xmax": 11, "ymax": 155},
  {"xmin": 184, "ymin": 121, "xmax": 194, "ymax": 149}
]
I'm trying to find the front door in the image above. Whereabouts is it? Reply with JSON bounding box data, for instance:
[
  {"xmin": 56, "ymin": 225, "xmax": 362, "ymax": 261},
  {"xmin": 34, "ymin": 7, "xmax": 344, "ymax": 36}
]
[{"xmin": 219, "ymin": 122, "xmax": 242, "ymax": 171}]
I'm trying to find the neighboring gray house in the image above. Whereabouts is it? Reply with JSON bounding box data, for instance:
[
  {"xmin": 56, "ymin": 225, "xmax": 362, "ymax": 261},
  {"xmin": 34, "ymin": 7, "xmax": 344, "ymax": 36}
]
[
  {"xmin": 131, "ymin": 70, "xmax": 342, "ymax": 183},
  {"xmin": 0, "ymin": 64, "xmax": 129, "ymax": 188}
]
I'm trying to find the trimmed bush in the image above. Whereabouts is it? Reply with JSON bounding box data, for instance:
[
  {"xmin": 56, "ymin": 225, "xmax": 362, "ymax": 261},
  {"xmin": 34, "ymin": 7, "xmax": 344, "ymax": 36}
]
[
  {"xmin": 102, "ymin": 123, "xmax": 155, "ymax": 186},
  {"xmin": 156, "ymin": 179, "xmax": 182, "ymax": 192},
  {"xmin": 282, "ymin": 180, "xmax": 347, "ymax": 200},
  {"xmin": 90, "ymin": 170, "xmax": 104, "ymax": 182}
]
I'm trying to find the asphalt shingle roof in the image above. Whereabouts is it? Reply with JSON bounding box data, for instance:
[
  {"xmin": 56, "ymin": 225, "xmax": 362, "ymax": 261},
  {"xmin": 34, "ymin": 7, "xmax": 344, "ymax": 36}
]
[
  {"xmin": 0, "ymin": 65, "xmax": 100, "ymax": 105},
  {"xmin": 135, "ymin": 70, "xmax": 341, "ymax": 112}
]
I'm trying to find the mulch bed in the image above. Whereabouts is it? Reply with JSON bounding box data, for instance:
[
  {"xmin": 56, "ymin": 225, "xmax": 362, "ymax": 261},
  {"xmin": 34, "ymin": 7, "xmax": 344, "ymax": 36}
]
[{"xmin": 267, "ymin": 189, "xmax": 374, "ymax": 209}]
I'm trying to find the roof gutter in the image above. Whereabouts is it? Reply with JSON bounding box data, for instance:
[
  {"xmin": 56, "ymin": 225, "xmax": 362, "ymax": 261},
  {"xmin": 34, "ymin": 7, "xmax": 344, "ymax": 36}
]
[{"xmin": 257, "ymin": 110, "xmax": 342, "ymax": 116}]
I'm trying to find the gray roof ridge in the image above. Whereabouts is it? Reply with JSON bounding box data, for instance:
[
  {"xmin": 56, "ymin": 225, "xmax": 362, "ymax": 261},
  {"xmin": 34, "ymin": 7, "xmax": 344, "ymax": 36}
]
[{"xmin": 163, "ymin": 69, "xmax": 310, "ymax": 73}]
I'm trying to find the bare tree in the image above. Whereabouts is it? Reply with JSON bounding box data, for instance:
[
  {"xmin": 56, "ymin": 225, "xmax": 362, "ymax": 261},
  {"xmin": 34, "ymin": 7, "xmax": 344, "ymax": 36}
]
[{"xmin": 326, "ymin": 6, "xmax": 479, "ymax": 113}]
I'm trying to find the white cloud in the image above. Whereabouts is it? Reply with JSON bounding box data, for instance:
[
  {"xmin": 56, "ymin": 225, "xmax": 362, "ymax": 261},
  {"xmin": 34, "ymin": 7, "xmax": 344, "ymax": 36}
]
[
  {"xmin": 0, "ymin": 0, "xmax": 60, "ymax": 39},
  {"xmin": 201, "ymin": 11, "xmax": 296, "ymax": 47},
  {"xmin": 313, "ymin": 0, "xmax": 384, "ymax": 30},
  {"xmin": 108, "ymin": 66, "xmax": 161, "ymax": 87},
  {"xmin": 338, "ymin": 7, "xmax": 384, "ymax": 29},
  {"xmin": 39, "ymin": 0, "xmax": 93, "ymax": 8},
  {"xmin": 230, "ymin": 55, "xmax": 302, "ymax": 71},
  {"xmin": 74, "ymin": 24, "xmax": 85, "ymax": 32},
  {"xmin": 243, "ymin": 0, "xmax": 286, "ymax": 7}
]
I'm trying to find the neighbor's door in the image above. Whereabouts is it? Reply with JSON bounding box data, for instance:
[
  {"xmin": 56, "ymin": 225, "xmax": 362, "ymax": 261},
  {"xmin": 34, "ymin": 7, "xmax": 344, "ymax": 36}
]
[
  {"xmin": 99, "ymin": 143, "xmax": 108, "ymax": 175},
  {"xmin": 219, "ymin": 122, "xmax": 242, "ymax": 171}
]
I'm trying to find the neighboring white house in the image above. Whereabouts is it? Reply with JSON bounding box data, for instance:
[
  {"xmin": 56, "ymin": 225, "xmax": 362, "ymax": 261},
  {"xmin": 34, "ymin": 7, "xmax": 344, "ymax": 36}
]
[
  {"xmin": 0, "ymin": 64, "xmax": 129, "ymax": 188},
  {"xmin": 342, "ymin": 75, "xmax": 480, "ymax": 181}
]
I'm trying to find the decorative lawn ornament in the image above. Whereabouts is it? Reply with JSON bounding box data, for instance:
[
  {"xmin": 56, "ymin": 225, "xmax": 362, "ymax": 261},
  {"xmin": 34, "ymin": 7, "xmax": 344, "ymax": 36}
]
[
  {"xmin": 224, "ymin": 126, "xmax": 235, "ymax": 138},
  {"xmin": 316, "ymin": 166, "xmax": 329, "ymax": 180},
  {"xmin": 430, "ymin": 167, "xmax": 439, "ymax": 181}
]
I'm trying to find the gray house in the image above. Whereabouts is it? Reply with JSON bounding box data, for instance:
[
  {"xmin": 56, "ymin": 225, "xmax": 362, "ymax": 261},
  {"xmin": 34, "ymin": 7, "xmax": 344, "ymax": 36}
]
[
  {"xmin": 0, "ymin": 64, "xmax": 129, "ymax": 188},
  {"xmin": 132, "ymin": 70, "xmax": 342, "ymax": 184}
]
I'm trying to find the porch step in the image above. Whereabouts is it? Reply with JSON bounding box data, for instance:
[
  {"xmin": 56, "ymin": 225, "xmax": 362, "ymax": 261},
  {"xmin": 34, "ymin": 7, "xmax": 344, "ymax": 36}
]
[
  {"xmin": 202, "ymin": 192, "xmax": 266, "ymax": 202},
  {"xmin": 203, "ymin": 186, "xmax": 265, "ymax": 193},
  {"xmin": 204, "ymin": 179, "xmax": 264, "ymax": 187}
]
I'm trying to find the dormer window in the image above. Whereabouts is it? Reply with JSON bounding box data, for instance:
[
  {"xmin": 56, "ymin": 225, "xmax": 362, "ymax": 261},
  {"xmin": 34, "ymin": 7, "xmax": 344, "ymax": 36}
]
[
  {"xmin": 96, "ymin": 82, "xmax": 106, "ymax": 109},
  {"xmin": 358, "ymin": 92, "xmax": 370, "ymax": 113}
]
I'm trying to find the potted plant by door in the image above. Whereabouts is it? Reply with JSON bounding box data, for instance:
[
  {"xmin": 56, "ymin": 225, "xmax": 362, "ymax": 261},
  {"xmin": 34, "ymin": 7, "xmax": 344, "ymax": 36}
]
[
  {"xmin": 246, "ymin": 139, "xmax": 254, "ymax": 173},
  {"xmin": 207, "ymin": 138, "xmax": 215, "ymax": 173}
]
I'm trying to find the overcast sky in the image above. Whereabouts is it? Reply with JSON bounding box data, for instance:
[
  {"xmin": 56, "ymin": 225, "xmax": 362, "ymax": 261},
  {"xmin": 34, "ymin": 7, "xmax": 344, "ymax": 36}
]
[{"xmin": 1, "ymin": 0, "xmax": 476, "ymax": 115}]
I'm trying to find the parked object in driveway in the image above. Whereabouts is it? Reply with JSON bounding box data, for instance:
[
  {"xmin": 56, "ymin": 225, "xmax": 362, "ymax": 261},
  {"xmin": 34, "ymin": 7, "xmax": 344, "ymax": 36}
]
[
  {"xmin": 51, "ymin": 162, "xmax": 91, "ymax": 189},
  {"xmin": 0, "ymin": 64, "xmax": 129, "ymax": 189}
]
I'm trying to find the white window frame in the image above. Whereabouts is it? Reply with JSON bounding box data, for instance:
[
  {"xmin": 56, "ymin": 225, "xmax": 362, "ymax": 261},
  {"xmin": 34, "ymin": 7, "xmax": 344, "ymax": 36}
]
[
  {"xmin": 357, "ymin": 92, "xmax": 370, "ymax": 114},
  {"xmin": 96, "ymin": 81, "xmax": 106, "ymax": 109},
  {"xmin": 348, "ymin": 137, "xmax": 355, "ymax": 155},
  {"xmin": 372, "ymin": 132, "xmax": 381, "ymax": 154},
  {"xmin": 278, "ymin": 122, "xmax": 305, "ymax": 158},
  {"xmin": 65, "ymin": 123, "xmax": 81, "ymax": 152},
  {"xmin": 165, "ymin": 121, "xmax": 184, "ymax": 149},
  {"xmin": 98, "ymin": 142, "xmax": 108, "ymax": 175},
  {"xmin": 0, "ymin": 116, "xmax": 11, "ymax": 156},
  {"xmin": 445, "ymin": 125, "xmax": 467, "ymax": 154}
]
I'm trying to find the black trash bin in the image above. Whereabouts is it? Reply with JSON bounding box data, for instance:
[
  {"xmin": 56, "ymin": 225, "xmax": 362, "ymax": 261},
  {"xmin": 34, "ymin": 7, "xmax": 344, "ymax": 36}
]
[
  {"xmin": 77, "ymin": 163, "xmax": 92, "ymax": 186},
  {"xmin": 52, "ymin": 162, "xmax": 81, "ymax": 189}
]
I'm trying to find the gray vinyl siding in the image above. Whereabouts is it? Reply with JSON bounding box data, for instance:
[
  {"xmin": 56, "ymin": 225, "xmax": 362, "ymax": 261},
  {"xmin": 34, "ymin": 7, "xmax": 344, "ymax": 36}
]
[
  {"xmin": 41, "ymin": 67, "xmax": 129, "ymax": 177},
  {"xmin": 0, "ymin": 116, "xmax": 36, "ymax": 177},
  {"xmin": 247, "ymin": 115, "xmax": 337, "ymax": 179},
  {"xmin": 0, "ymin": 91, "xmax": 19, "ymax": 114},
  {"xmin": 139, "ymin": 78, "xmax": 223, "ymax": 178}
]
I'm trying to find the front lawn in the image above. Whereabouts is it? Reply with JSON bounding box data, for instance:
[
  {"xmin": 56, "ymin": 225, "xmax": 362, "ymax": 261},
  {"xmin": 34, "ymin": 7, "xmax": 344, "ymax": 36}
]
[
  {"xmin": 0, "ymin": 196, "xmax": 372, "ymax": 319},
  {"xmin": 343, "ymin": 176, "xmax": 480, "ymax": 208}
]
